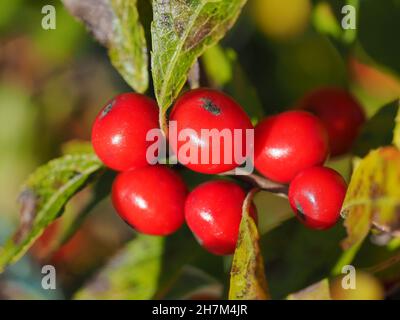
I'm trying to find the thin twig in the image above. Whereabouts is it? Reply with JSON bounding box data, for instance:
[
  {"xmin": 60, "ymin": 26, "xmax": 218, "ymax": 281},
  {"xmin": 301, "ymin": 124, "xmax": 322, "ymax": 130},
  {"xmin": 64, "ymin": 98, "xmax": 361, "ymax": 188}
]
[{"xmin": 220, "ymin": 168, "xmax": 288, "ymax": 198}]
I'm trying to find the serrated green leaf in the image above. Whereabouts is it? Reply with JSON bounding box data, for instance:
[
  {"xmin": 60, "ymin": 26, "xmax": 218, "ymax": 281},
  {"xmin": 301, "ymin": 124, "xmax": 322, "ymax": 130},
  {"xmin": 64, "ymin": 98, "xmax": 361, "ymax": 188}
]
[
  {"xmin": 287, "ymin": 279, "xmax": 331, "ymax": 300},
  {"xmin": 151, "ymin": 0, "xmax": 247, "ymax": 129},
  {"xmin": 44, "ymin": 170, "xmax": 116, "ymax": 258},
  {"xmin": 229, "ymin": 190, "xmax": 270, "ymax": 300},
  {"xmin": 337, "ymin": 147, "xmax": 400, "ymax": 271},
  {"xmin": 62, "ymin": 0, "xmax": 148, "ymax": 92},
  {"xmin": 393, "ymin": 103, "xmax": 400, "ymax": 149},
  {"xmin": 0, "ymin": 153, "xmax": 103, "ymax": 272}
]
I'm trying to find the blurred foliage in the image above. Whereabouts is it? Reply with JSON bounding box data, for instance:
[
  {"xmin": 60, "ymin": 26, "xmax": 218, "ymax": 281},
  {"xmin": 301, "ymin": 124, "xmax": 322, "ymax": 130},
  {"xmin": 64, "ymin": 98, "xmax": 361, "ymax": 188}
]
[{"xmin": 0, "ymin": 0, "xmax": 400, "ymax": 300}]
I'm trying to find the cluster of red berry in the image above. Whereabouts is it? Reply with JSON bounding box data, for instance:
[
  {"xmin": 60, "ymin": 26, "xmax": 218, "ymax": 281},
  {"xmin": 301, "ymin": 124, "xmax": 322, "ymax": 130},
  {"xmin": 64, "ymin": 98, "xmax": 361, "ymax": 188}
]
[{"xmin": 91, "ymin": 87, "xmax": 365, "ymax": 255}]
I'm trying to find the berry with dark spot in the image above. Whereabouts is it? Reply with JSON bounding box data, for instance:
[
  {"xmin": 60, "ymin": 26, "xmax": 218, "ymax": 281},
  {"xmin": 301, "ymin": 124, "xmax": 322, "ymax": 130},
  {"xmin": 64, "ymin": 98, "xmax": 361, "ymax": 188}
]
[
  {"xmin": 185, "ymin": 180, "xmax": 257, "ymax": 255},
  {"xmin": 92, "ymin": 93, "xmax": 159, "ymax": 171},
  {"xmin": 298, "ymin": 87, "xmax": 366, "ymax": 157},
  {"xmin": 254, "ymin": 111, "xmax": 329, "ymax": 183},
  {"xmin": 288, "ymin": 166, "xmax": 347, "ymax": 230},
  {"xmin": 112, "ymin": 165, "xmax": 188, "ymax": 235},
  {"xmin": 169, "ymin": 88, "xmax": 253, "ymax": 174}
]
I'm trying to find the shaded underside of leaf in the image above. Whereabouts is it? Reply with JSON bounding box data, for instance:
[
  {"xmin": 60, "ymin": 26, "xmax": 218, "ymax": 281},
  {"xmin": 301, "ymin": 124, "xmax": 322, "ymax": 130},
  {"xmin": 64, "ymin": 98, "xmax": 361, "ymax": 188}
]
[
  {"xmin": 0, "ymin": 153, "xmax": 103, "ymax": 273},
  {"xmin": 151, "ymin": 0, "xmax": 248, "ymax": 129},
  {"xmin": 229, "ymin": 190, "xmax": 270, "ymax": 300},
  {"xmin": 340, "ymin": 147, "xmax": 400, "ymax": 266},
  {"xmin": 62, "ymin": 0, "xmax": 148, "ymax": 92},
  {"xmin": 286, "ymin": 279, "xmax": 331, "ymax": 300}
]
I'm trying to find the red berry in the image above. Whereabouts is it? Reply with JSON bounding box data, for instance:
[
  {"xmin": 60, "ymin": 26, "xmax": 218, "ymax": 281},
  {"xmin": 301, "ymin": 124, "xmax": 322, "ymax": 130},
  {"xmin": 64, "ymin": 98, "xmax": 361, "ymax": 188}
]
[
  {"xmin": 254, "ymin": 111, "xmax": 329, "ymax": 183},
  {"xmin": 288, "ymin": 167, "xmax": 347, "ymax": 230},
  {"xmin": 298, "ymin": 87, "xmax": 365, "ymax": 156},
  {"xmin": 185, "ymin": 180, "xmax": 257, "ymax": 255},
  {"xmin": 112, "ymin": 165, "xmax": 187, "ymax": 236},
  {"xmin": 169, "ymin": 88, "xmax": 253, "ymax": 174},
  {"xmin": 92, "ymin": 93, "xmax": 159, "ymax": 171}
]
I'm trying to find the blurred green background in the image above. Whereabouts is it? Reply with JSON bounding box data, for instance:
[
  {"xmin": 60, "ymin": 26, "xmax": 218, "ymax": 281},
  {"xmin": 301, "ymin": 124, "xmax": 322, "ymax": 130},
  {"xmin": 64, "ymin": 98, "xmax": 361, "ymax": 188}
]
[{"xmin": 1, "ymin": 0, "xmax": 400, "ymax": 299}]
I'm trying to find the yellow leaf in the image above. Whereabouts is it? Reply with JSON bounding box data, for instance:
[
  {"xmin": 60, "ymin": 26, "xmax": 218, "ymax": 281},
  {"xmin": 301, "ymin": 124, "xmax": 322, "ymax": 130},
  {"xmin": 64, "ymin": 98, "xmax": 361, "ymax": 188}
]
[{"xmin": 342, "ymin": 146, "xmax": 400, "ymax": 251}]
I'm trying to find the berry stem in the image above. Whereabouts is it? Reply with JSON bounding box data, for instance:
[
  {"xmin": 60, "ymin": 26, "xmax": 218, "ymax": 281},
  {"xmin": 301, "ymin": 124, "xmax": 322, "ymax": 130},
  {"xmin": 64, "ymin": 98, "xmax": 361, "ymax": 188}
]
[{"xmin": 221, "ymin": 169, "xmax": 288, "ymax": 198}]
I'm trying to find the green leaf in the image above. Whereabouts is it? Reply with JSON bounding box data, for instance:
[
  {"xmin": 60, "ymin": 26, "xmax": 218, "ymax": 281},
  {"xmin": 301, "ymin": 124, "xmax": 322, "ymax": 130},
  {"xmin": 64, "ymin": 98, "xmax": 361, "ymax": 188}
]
[
  {"xmin": 75, "ymin": 227, "xmax": 222, "ymax": 299},
  {"xmin": 337, "ymin": 147, "xmax": 400, "ymax": 271},
  {"xmin": 229, "ymin": 190, "xmax": 270, "ymax": 300},
  {"xmin": 162, "ymin": 266, "xmax": 222, "ymax": 299},
  {"xmin": 287, "ymin": 279, "xmax": 331, "ymax": 300},
  {"xmin": 151, "ymin": 0, "xmax": 248, "ymax": 130},
  {"xmin": 62, "ymin": 0, "xmax": 148, "ymax": 93},
  {"xmin": 393, "ymin": 103, "xmax": 400, "ymax": 149},
  {"xmin": 202, "ymin": 45, "xmax": 265, "ymax": 120},
  {"xmin": 262, "ymin": 219, "xmax": 344, "ymax": 298},
  {"xmin": 358, "ymin": 0, "xmax": 400, "ymax": 76},
  {"xmin": 43, "ymin": 170, "xmax": 116, "ymax": 258},
  {"xmin": 109, "ymin": 0, "xmax": 149, "ymax": 92},
  {"xmin": 75, "ymin": 235, "xmax": 164, "ymax": 299},
  {"xmin": 61, "ymin": 139, "xmax": 94, "ymax": 155},
  {"xmin": 0, "ymin": 153, "xmax": 103, "ymax": 272}
]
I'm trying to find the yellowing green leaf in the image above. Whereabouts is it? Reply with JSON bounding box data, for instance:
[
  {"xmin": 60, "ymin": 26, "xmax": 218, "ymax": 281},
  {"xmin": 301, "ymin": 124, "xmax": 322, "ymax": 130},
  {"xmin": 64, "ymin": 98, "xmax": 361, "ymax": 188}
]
[
  {"xmin": 229, "ymin": 190, "xmax": 270, "ymax": 300},
  {"xmin": 151, "ymin": 0, "xmax": 248, "ymax": 130},
  {"xmin": 202, "ymin": 45, "xmax": 234, "ymax": 87},
  {"xmin": 287, "ymin": 279, "xmax": 331, "ymax": 300},
  {"xmin": 339, "ymin": 147, "xmax": 400, "ymax": 268},
  {"xmin": 0, "ymin": 153, "xmax": 103, "ymax": 272}
]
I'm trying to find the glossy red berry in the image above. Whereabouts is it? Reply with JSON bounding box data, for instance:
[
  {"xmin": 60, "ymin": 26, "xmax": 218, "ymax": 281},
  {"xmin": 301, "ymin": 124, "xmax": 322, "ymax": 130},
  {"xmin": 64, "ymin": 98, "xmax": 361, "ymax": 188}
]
[
  {"xmin": 288, "ymin": 167, "xmax": 347, "ymax": 230},
  {"xmin": 298, "ymin": 87, "xmax": 366, "ymax": 156},
  {"xmin": 185, "ymin": 180, "xmax": 257, "ymax": 255},
  {"xmin": 112, "ymin": 165, "xmax": 187, "ymax": 236},
  {"xmin": 92, "ymin": 93, "xmax": 159, "ymax": 171},
  {"xmin": 169, "ymin": 88, "xmax": 253, "ymax": 174},
  {"xmin": 254, "ymin": 111, "xmax": 329, "ymax": 183}
]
